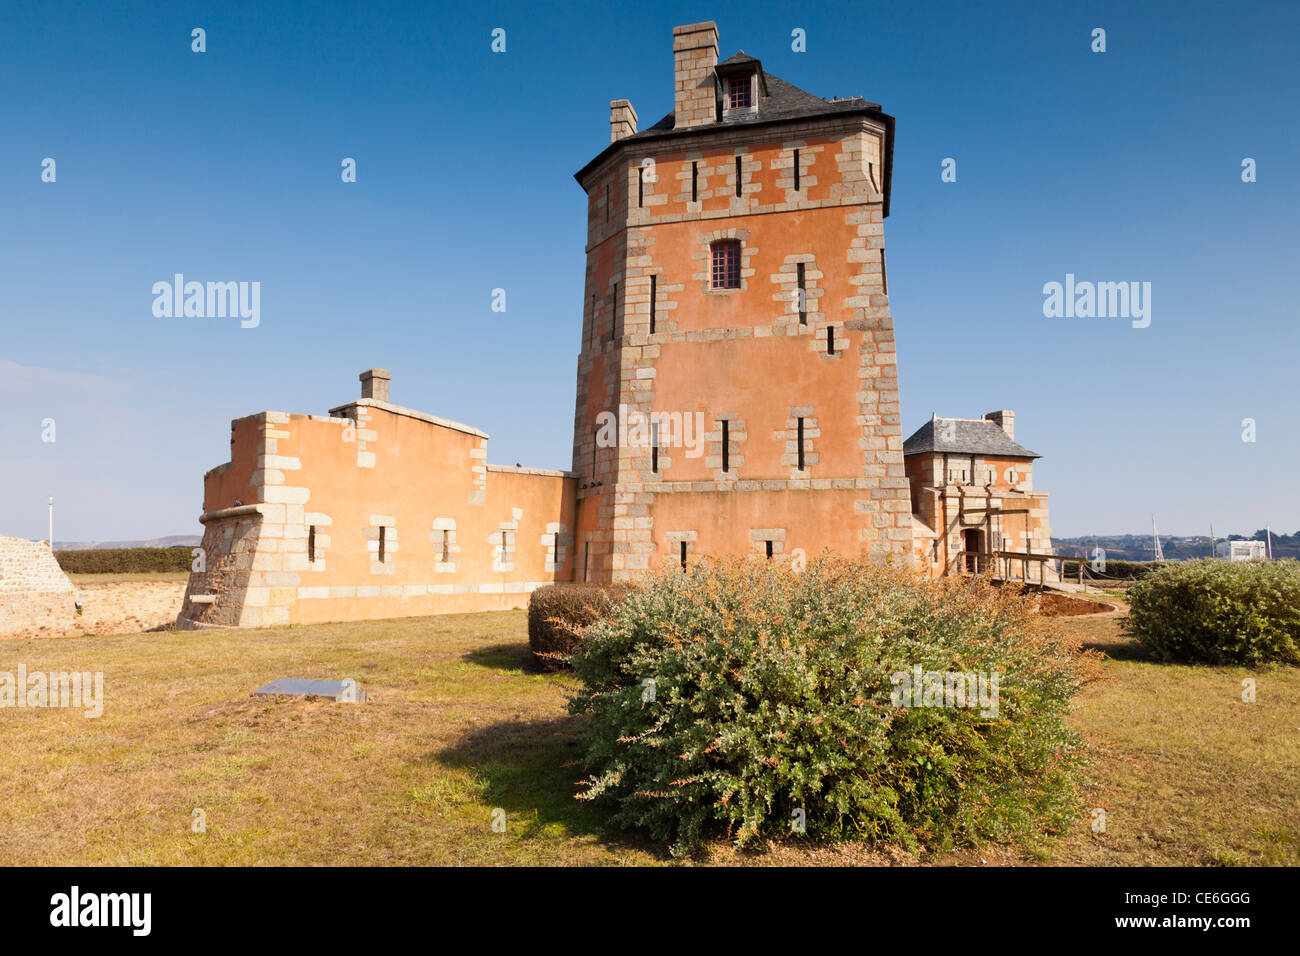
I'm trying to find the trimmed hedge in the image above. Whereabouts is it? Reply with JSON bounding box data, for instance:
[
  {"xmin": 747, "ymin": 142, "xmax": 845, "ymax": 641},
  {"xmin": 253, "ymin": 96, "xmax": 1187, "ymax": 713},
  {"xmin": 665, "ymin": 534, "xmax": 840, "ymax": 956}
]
[
  {"xmin": 54, "ymin": 547, "xmax": 194, "ymax": 575},
  {"xmin": 1126, "ymin": 559, "xmax": 1300, "ymax": 665},
  {"xmin": 527, "ymin": 583, "xmax": 634, "ymax": 671},
  {"xmin": 568, "ymin": 556, "xmax": 1091, "ymax": 855}
]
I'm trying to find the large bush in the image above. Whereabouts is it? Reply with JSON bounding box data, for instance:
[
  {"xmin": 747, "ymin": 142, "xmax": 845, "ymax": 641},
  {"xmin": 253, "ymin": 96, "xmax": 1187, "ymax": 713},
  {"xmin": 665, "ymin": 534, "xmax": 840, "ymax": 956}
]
[
  {"xmin": 568, "ymin": 556, "xmax": 1091, "ymax": 855},
  {"xmin": 55, "ymin": 547, "xmax": 193, "ymax": 574},
  {"xmin": 527, "ymin": 583, "xmax": 633, "ymax": 671},
  {"xmin": 1126, "ymin": 559, "xmax": 1300, "ymax": 665}
]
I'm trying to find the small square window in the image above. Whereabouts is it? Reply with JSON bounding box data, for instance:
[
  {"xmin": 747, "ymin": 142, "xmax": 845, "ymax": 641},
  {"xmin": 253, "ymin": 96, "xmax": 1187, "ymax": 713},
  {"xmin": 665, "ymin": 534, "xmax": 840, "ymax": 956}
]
[
  {"xmin": 728, "ymin": 76, "xmax": 752, "ymax": 110},
  {"xmin": 711, "ymin": 240, "xmax": 741, "ymax": 289}
]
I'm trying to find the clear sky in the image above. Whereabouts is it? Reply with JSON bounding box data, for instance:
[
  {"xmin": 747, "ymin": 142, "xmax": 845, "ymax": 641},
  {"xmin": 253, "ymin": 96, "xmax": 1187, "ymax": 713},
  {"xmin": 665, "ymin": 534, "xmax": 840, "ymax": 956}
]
[{"xmin": 2, "ymin": 0, "xmax": 1296, "ymax": 542}]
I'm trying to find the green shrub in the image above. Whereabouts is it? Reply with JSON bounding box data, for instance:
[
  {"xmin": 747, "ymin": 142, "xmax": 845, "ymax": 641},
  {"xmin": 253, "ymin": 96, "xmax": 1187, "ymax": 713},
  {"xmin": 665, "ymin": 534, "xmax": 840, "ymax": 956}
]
[
  {"xmin": 1126, "ymin": 559, "xmax": 1300, "ymax": 665},
  {"xmin": 527, "ymin": 583, "xmax": 633, "ymax": 671},
  {"xmin": 568, "ymin": 556, "xmax": 1090, "ymax": 855},
  {"xmin": 55, "ymin": 547, "xmax": 194, "ymax": 574}
]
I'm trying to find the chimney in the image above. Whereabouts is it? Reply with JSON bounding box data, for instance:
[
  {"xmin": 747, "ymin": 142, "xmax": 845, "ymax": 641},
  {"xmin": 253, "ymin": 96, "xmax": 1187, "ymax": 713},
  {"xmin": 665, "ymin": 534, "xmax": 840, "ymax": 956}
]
[
  {"xmin": 360, "ymin": 368, "xmax": 392, "ymax": 403},
  {"xmin": 610, "ymin": 99, "xmax": 638, "ymax": 142},
  {"xmin": 984, "ymin": 409, "xmax": 1014, "ymax": 440},
  {"xmin": 672, "ymin": 22, "xmax": 719, "ymax": 129}
]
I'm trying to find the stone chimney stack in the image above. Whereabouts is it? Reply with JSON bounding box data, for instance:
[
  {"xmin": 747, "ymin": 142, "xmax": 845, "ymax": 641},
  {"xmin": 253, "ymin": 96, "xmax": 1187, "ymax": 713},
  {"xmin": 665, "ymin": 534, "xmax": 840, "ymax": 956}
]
[
  {"xmin": 361, "ymin": 368, "xmax": 391, "ymax": 403},
  {"xmin": 610, "ymin": 99, "xmax": 638, "ymax": 142},
  {"xmin": 984, "ymin": 409, "xmax": 1015, "ymax": 440},
  {"xmin": 672, "ymin": 21, "xmax": 719, "ymax": 129}
]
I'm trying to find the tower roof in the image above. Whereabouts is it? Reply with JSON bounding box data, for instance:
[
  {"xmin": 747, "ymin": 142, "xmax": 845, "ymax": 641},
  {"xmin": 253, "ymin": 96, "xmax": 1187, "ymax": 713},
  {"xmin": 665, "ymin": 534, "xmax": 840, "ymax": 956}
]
[
  {"xmin": 638, "ymin": 70, "xmax": 880, "ymax": 133},
  {"xmin": 576, "ymin": 60, "xmax": 894, "ymax": 215},
  {"xmin": 903, "ymin": 417, "xmax": 1041, "ymax": 459}
]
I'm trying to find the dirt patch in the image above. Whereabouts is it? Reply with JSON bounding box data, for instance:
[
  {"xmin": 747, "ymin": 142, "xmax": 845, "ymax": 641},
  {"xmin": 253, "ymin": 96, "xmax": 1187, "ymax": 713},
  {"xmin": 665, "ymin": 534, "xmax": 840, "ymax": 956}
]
[
  {"xmin": 74, "ymin": 578, "xmax": 186, "ymax": 635},
  {"xmin": 994, "ymin": 582, "xmax": 1116, "ymax": 617},
  {"xmin": 1036, "ymin": 592, "xmax": 1115, "ymax": 617}
]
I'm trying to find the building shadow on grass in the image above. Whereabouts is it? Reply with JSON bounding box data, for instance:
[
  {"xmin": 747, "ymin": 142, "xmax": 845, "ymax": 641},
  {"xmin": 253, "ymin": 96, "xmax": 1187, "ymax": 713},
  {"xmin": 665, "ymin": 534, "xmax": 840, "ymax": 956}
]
[
  {"xmin": 461, "ymin": 641, "xmax": 576, "ymax": 678},
  {"xmin": 430, "ymin": 714, "xmax": 667, "ymax": 858},
  {"xmin": 1079, "ymin": 631, "xmax": 1159, "ymax": 663},
  {"xmin": 461, "ymin": 641, "xmax": 535, "ymax": 673}
]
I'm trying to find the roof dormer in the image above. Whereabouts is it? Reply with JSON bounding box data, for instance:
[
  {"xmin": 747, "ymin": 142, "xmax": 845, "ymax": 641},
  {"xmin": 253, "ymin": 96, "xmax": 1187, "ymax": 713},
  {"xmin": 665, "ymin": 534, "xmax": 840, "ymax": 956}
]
[{"xmin": 716, "ymin": 51, "xmax": 767, "ymax": 121}]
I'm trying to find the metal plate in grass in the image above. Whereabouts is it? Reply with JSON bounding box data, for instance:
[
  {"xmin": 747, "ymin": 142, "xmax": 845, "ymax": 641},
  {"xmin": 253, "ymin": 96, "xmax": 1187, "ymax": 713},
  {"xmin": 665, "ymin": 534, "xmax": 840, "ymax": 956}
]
[{"xmin": 253, "ymin": 678, "xmax": 367, "ymax": 702}]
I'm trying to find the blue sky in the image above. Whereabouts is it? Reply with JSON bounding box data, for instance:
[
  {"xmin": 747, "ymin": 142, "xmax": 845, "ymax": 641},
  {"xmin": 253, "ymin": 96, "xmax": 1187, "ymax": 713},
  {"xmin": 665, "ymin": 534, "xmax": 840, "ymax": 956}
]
[{"xmin": 2, "ymin": 0, "xmax": 1296, "ymax": 542}]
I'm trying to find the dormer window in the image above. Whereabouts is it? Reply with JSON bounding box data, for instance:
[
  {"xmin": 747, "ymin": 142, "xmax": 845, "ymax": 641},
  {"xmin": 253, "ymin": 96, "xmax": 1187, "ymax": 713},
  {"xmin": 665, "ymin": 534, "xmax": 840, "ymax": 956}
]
[
  {"xmin": 727, "ymin": 74, "xmax": 752, "ymax": 110},
  {"xmin": 716, "ymin": 53, "xmax": 766, "ymax": 119}
]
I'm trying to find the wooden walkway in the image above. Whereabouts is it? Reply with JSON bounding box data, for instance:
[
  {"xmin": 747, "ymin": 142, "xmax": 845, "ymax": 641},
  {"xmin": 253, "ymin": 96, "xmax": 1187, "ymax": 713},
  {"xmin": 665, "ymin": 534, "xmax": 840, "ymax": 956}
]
[{"xmin": 954, "ymin": 549, "xmax": 1088, "ymax": 591}]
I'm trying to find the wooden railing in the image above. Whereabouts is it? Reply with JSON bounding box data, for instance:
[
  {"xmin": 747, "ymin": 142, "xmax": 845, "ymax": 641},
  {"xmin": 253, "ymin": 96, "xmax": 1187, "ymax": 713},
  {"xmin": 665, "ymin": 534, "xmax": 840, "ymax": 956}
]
[{"xmin": 951, "ymin": 550, "xmax": 1083, "ymax": 586}]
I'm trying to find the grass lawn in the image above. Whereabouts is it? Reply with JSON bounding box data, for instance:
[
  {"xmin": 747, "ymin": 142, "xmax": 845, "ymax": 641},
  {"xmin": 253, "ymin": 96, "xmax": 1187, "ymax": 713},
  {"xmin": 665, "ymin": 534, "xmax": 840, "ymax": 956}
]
[
  {"xmin": 1044, "ymin": 602, "xmax": 1300, "ymax": 866},
  {"xmin": 0, "ymin": 603, "xmax": 1296, "ymax": 866}
]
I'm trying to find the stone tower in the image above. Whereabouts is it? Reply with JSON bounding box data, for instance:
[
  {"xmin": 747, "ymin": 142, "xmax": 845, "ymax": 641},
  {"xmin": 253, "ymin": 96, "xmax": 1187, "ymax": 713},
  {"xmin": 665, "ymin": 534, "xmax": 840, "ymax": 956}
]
[{"xmin": 569, "ymin": 21, "xmax": 912, "ymax": 582}]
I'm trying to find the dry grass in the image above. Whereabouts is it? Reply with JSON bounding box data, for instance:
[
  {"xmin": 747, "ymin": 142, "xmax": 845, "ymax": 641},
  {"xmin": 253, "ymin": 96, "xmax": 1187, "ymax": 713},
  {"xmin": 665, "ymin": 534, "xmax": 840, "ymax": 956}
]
[
  {"xmin": 0, "ymin": 612, "xmax": 660, "ymax": 866},
  {"xmin": 67, "ymin": 572, "xmax": 191, "ymax": 585},
  {"xmin": 0, "ymin": 603, "xmax": 1295, "ymax": 866},
  {"xmin": 1044, "ymin": 598, "xmax": 1300, "ymax": 865}
]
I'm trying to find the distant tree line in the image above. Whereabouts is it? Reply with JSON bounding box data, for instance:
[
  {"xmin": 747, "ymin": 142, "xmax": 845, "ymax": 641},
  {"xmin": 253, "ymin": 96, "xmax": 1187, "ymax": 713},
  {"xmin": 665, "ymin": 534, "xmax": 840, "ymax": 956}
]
[{"xmin": 1054, "ymin": 530, "xmax": 1300, "ymax": 562}]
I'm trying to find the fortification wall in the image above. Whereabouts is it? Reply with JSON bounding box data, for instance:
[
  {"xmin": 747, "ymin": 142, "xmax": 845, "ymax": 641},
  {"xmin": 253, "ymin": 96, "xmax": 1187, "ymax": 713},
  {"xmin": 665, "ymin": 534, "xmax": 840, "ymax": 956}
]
[
  {"xmin": 178, "ymin": 385, "xmax": 577, "ymax": 629},
  {"xmin": 0, "ymin": 534, "xmax": 79, "ymax": 637}
]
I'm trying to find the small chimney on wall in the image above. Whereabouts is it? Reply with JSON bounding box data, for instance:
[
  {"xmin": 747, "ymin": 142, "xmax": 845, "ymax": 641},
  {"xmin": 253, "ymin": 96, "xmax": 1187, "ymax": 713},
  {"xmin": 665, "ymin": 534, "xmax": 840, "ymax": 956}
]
[
  {"xmin": 610, "ymin": 99, "xmax": 638, "ymax": 142},
  {"xmin": 672, "ymin": 21, "xmax": 719, "ymax": 129},
  {"xmin": 984, "ymin": 409, "xmax": 1014, "ymax": 440},
  {"xmin": 361, "ymin": 368, "xmax": 392, "ymax": 403}
]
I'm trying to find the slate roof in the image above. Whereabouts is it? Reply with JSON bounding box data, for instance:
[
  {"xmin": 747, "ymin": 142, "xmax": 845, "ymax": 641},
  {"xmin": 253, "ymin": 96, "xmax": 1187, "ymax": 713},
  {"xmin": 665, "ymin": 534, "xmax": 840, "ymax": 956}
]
[
  {"xmin": 635, "ymin": 73, "xmax": 878, "ymax": 133},
  {"xmin": 717, "ymin": 51, "xmax": 761, "ymax": 68},
  {"xmin": 575, "ymin": 53, "xmax": 894, "ymax": 214},
  {"xmin": 903, "ymin": 417, "xmax": 1040, "ymax": 459}
]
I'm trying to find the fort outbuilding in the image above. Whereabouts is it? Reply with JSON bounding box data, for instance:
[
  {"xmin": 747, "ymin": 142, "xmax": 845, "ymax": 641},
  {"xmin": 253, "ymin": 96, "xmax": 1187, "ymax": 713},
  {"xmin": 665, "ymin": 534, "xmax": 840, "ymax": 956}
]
[{"xmin": 178, "ymin": 370, "xmax": 576, "ymax": 628}]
